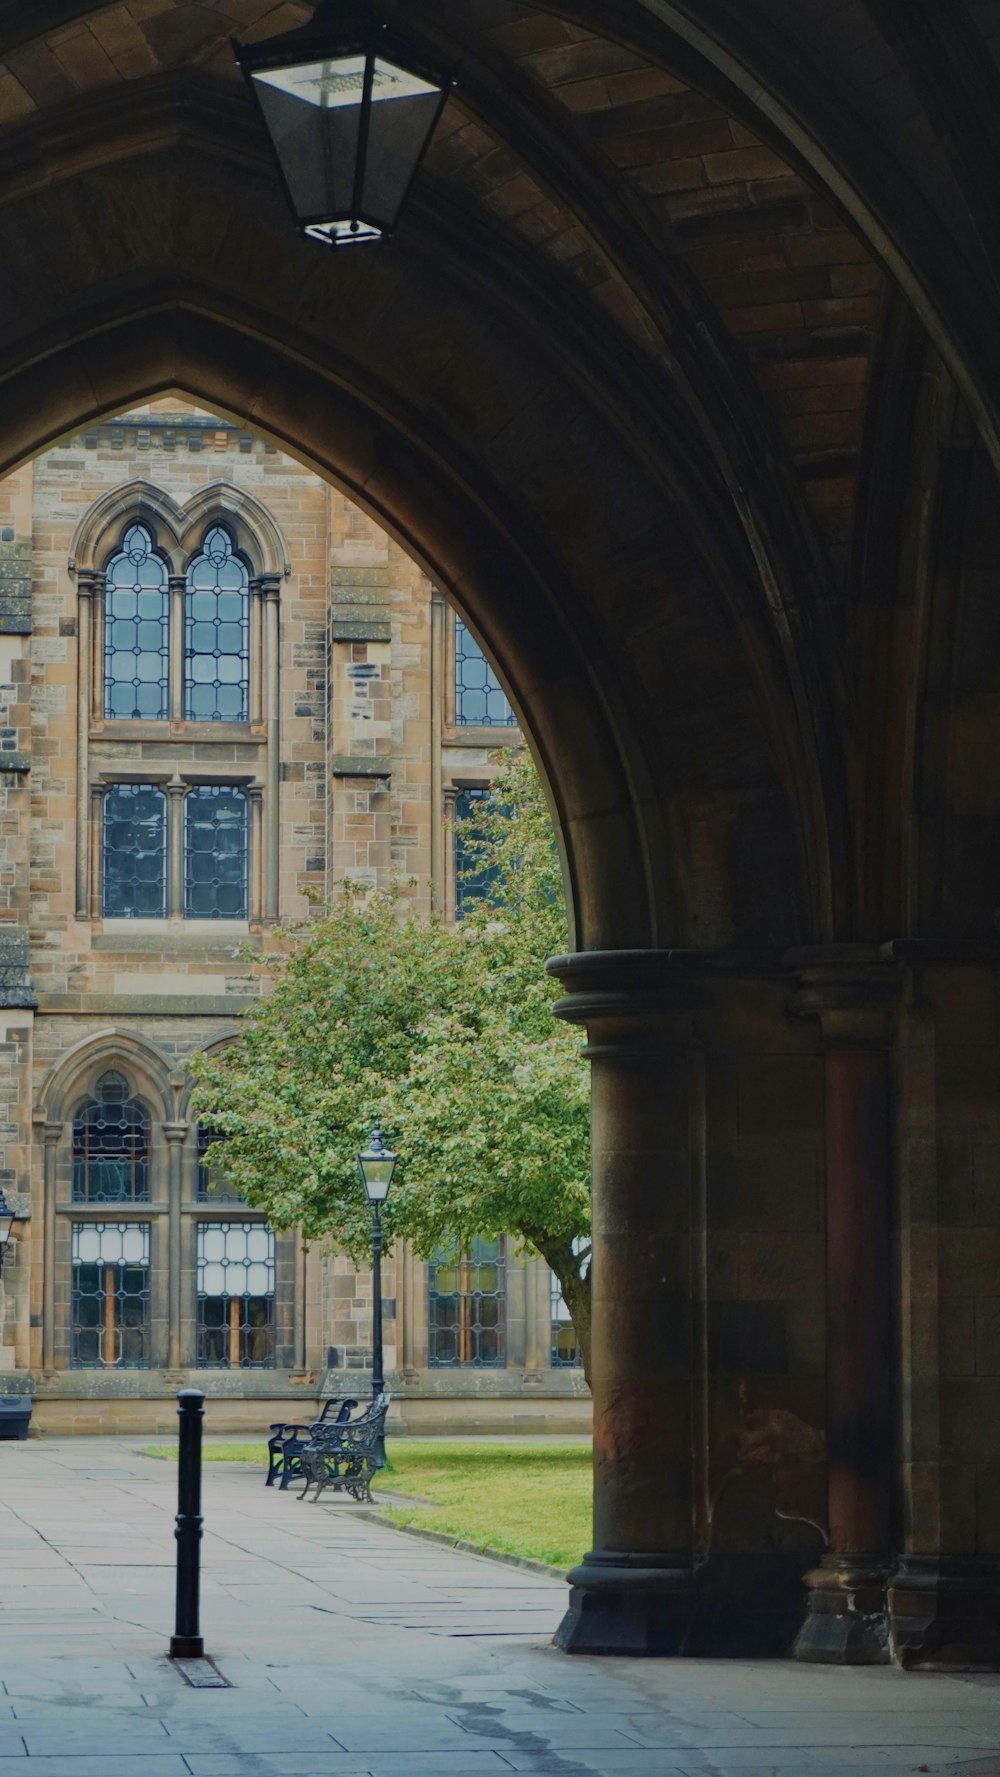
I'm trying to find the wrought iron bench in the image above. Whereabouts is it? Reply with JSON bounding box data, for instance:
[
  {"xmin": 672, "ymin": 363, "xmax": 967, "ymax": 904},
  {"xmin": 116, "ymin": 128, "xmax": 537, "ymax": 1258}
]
[
  {"xmin": 266, "ymin": 1397, "xmax": 358, "ymax": 1490},
  {"xmin": 298, "ymin": 1393, "xmax": 391, "ymax": 1505}
]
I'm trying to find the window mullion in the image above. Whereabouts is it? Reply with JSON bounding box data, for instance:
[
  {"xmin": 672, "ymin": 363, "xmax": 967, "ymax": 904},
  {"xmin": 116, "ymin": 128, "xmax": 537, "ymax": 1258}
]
[
  {"xmin": 167, "ymin": 783, "xmax": 188, "ymax": 919},
  {"xmin": 168, "ymin": 575, "xmax": 186, "ymax": 724}
]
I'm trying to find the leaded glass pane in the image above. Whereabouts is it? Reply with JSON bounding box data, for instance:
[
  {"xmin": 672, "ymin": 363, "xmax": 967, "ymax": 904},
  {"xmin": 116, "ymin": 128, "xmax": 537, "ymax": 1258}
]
[
  {"xmin": 196, "ymin": 1222, "xmax": 275, "ymax": 1368},
  {"xmin": 72, "ymin": 1071, "xmax": 151, "ymax": 1204},
  {"xmin": 103, "ymin": 524, "xmax": 169, "ymax": 719},
  {"xmin": 184, "ymin": 786, "xmax": 248, "ymax": 919},
  {"xmin": 196, "ymin": 1123, "xmax": 245, "ymax": 1203},
  {"xmin": 455, "ymin": 786, "xmax": 499, "ymax": 916},
  {"xmin": 428, "ymin": 1237, "xmax": 506, "ymax": 1368},
  {"xmin": 184, "ymin": 527, "xmax": 250, "ymax": 721},
  {"xmin": 103, "ymin": 783, "xmax": 166, "ymax": 918},
  {"xmin": 455, "ymin": 618, "xmax": 517, "ymax": 728},
  {"xmin": 551, "ymin": 1271, "xmax": 583, "ymax": 1368},
  {"xmin": 71, "ymin": 1221, "xmax": 150, "ymax": 1368}
]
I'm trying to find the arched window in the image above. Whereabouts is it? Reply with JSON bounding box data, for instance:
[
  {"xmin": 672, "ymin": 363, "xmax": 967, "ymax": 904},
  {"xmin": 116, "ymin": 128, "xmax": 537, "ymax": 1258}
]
[
  {"xmin": 104, "ymin": 524, "xmax": 169, "ymax": 719},
  {"xmin": 196, "ymin": 1122, "xmax": 244, "ymax": 1203},
  {"xmin": 184, "ymin": 526, "xmax": 250, "ymax": 721},
  {"xmin": 454, "ymin": 618, "xmax": 517, "ymax": 728},
  {"xmin": 72, "ymin": 1070, "xmax": 151, "ymax": 1203}
]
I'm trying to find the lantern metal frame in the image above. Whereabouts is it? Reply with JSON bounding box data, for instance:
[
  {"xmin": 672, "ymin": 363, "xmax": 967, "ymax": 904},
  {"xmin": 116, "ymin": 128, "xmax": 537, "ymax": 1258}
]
[{"xmin": 233, "ymin": 0, "xmax": 454, "ymax": 247}]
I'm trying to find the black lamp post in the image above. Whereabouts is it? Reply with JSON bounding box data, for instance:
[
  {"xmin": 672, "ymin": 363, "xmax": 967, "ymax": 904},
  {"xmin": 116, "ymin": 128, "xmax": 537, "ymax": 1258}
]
[
  {"xmin": 0, "ymin": 1188, "xmax": 15, "ymax": 1279},
  {"xmin": 234, "ymin": 0, "xmax": 453, "ymax": 246},
  {"xmin": 357, "ymin": 1123, "xmax": 396, "ymax": 1466}
]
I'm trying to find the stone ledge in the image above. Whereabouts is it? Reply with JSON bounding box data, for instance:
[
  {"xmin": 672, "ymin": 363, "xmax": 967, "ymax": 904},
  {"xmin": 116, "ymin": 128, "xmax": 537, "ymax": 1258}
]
[
  {"xmin": 330, "ymin": 618, "xmax": 392, "ymax": 642},
  {"xmin": 333, "ymin": 755, "xmax": 392, "ymax": 779},
  {"xmin": 35, "ymin": 994, "xmax": 254, "ymax": 1016}
]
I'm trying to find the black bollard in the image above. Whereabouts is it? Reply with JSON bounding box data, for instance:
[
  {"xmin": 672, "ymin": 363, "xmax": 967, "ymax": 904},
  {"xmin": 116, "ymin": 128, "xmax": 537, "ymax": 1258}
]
[{"xmin": 170, "ymin": 1388, "xmax": 205, "ymax": 1659}]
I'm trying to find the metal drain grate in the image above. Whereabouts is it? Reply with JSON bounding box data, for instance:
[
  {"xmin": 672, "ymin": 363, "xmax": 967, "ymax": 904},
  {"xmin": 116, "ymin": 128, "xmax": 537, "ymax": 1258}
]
[{"xmin": 172, "ymin": 1658, "xmax": 230, "ymax": 1689}]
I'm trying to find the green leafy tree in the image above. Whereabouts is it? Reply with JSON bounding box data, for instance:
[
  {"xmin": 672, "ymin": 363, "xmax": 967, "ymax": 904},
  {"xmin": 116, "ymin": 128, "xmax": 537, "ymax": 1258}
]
[{"xmin": 189, "ymin": 749, "xmax": 592, "ymax": 1378}]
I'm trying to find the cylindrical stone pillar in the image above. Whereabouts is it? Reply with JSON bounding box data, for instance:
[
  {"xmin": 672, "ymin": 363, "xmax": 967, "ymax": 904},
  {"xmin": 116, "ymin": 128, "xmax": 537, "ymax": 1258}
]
[
  {"xmin": 549, "ymin": 951, "xmax": 702, "ymax": 1656},
  {"xmin": 790, "ymin": 949, "xmax": 897, "ymax": 1664},
  {"xmin": 164, "ymin": 1122, "xmax": 187, "ymax": 1373},
  {"xmin": 41, "ymin": 1123, "xmax": 60, "ymax": 1376}
]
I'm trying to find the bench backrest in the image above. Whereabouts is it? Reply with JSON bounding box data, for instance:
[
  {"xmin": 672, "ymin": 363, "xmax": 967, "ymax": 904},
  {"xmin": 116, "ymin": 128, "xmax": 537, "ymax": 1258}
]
[{"xmin": 310, "ymin": 1392, "xmax": 390, "ymax": 1453}]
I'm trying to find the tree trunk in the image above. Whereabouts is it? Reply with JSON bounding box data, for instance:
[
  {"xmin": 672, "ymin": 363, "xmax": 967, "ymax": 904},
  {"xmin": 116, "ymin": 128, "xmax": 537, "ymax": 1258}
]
[{"xmin": 536, "ymin": 1235, "xmax": 592, "ymax": 1387}]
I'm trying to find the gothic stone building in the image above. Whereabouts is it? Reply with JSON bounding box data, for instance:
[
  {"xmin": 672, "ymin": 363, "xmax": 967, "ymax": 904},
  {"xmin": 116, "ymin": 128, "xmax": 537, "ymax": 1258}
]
[{"xmin": 0, "ymin": 400, "xmax": 590, "ymax": 1435}]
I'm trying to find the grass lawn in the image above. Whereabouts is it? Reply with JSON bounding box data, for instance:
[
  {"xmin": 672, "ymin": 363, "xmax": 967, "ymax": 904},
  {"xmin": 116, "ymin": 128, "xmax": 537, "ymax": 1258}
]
[{"xmin": 140, "ymin": 1439, "xmax": 590, "ymax": 1571}]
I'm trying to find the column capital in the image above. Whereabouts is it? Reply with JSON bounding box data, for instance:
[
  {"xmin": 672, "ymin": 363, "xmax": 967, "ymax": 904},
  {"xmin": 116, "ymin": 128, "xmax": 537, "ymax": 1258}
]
[
  {"xmin": 162, "ymin": 1122, "xmax": 189, "ymax": 1144},
  {"xmin": 42, "ymin": 1122, "xmax": 63, "ymax": 1146},
  {"xmin": 548, "ymin": 949, "xmax": 709, "ymax": 1039},
  {"xmin": 253, "ymin": 574, "xmax": 281, "ymax": 601},
  {"xmin": 75, "ymin": 569, "xmax": 101, "ymax": 598},
  {"xmin": 786, "ymin": 945, "xmax": 899, "ymax": 1044}
]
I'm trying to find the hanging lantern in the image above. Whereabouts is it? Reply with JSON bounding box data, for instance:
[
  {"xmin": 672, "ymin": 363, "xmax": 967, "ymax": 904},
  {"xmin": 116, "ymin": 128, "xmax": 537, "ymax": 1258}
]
[{"xmin": 234, "ymin": 0, "xmax": 453, "ymax": 246}]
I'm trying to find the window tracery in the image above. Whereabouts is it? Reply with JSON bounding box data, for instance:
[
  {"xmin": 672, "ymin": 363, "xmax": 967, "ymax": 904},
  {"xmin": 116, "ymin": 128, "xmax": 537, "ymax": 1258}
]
[
  {"xmin": 184, "ymin": 526, "xmax": 250, "ymax": 722},
  {"xmin": 72, "ymin": 1070, "xmax": 151, "ymax": 1204},
  {"xmin": 103, "ymin": 524, "xmax": 169, "ymax": 719}
]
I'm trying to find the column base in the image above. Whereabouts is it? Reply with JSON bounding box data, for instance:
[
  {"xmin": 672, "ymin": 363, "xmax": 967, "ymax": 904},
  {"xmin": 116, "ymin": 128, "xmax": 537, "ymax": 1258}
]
[
  {"xmin": 793, "ymin": 1555, "xmax": 892, "ymax": 1664},
  {"xmin": 890, "ymin": 1557, "xmax": 1000, "ymax": 1669},
  {"xmin": 554, "ymin": 1552, "xmax": 696, "ymax": 1656}
]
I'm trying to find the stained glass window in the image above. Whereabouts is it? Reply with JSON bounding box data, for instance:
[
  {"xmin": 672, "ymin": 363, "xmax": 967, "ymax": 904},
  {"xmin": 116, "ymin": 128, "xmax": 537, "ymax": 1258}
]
[
  {"xmin": 71, "ymin": 1222, "xmax": 150, "ymax": 1368},
  {"xmin": 428, "ymin": 1237, "xmax": 506, "ymax": 1368},
  {"xmin": 104, "ymin": 524, "xmax": 169, "ymax": 719},
  {"xmin": 184, "ymin": 785, "xmax": 248, "ymax": 919},
  {"xmin": 454, "ymin": 786, "xmax": 498, "ymax": 916},
  {"xmin": 196, "ymin": 1223, "xmax": 275, "ymax": 1368},
  {"xmin": 103, "ymin": 783, "xmax": 166, "ymax": 918},
  {"xmin": 72, "ymin": 1071, "xmax": 151, "ymax": 1203},
  {"xmin": 455, "ymin": 618, "xmax": 517, "ymax": 728},
  {"xmin": 196, "ymin": 1123, "xmax": 245, "ymax": 1203},
  {"xmin": 184, "ymin": 527, "xmax": 250, "ymax": 721}
]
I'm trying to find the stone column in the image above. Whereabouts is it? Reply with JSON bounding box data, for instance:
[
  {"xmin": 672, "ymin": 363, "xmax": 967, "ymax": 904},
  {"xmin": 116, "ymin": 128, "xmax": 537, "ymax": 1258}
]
[
  {"xmin": 248, "ymin": 579, "xmax": 265, "ymax": 728},
  {"xmin": 168, "ymin": 575, "xmax": 186, "ymax": 725},
  {"xmin": 292, "ymin": 1230, "xmax": 308, "ymax": 1380},
  {"xmin": 166, "ymin": 784, "xmax": 188, "ymax": 919},
  {"xmin": 248, "ymin": 786, "xmax": 264, "ymax": 924},
  {"xmin": 443, "ymin": 787, "xmax": 459, "ymax": 922},
  {"xmin": 549, "ymin": 951, "xmax": 701, "ymax": 1655},
  {"xmin": 262, "ymin": 577, "xmax": 281, "ymax": 921},
  {"xmin": 41, "ymin": 1123, "xmax": 60, "ymax": 1376},
  {"xmin": 75, "ymin": 572, "xmax": 97, "ymax": 918},
  {"xmin": 164, "ymin": 1122, "xmax": 187, "ymax": 1373},
  {"xmin": 525, "ymin": 1256, "xmax": 553, "ymax": 1373},
  {"xmin": 790, "ymin": 948, "xmax": 897, "ymax": 1663},
  {"xmin": 88, "ymin": 784, "xmax": 105, "ymax": 920},
  {"xmin": 430, "ymin": 592, "xmax": 446, "ymax": 914}
]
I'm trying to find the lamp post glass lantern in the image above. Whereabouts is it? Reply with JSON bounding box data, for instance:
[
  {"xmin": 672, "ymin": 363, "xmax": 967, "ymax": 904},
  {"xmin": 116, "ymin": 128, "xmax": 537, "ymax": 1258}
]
[{"xmin": 234, "ymin": 0, "xmax": 452, "ymax": 246}]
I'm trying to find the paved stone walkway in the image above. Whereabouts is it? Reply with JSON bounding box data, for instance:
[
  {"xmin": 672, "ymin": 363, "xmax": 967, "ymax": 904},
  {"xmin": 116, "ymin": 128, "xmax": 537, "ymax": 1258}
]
[{"xmin": 0, "ymin": 1439, "xmax": 998, "ymax": 1775}]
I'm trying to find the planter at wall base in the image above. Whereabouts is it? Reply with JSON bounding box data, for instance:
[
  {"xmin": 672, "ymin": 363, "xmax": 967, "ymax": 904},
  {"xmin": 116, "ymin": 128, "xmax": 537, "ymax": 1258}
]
[
  {"xmin": 0, "ymin": 1396, "xmax": 32, "ymax": 1440},
  {"xmin": 554, "ymin": 1552, "xmax": 697, "ymax": 1656},
  {"xmin": 793, "ymin": 1555, "xmax": 892, "ymax": 1664},
  {"xmin": 890, "ymin": 1557, "xmax": 1000, "ymax": 1670}
]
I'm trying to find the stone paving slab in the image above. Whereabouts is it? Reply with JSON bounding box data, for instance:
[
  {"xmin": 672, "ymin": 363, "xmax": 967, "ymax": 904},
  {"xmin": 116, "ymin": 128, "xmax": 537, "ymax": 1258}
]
[{"xmin": 0, "ymin": 1438, "xmax": 998, "ymax": 1776}]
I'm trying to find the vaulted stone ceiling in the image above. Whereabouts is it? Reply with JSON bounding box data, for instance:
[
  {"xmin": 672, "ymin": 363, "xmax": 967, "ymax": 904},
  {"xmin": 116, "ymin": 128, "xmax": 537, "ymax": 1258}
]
[{"xmin": 2, "ymin": 1, "xmax": 1000, "ymax": 953}]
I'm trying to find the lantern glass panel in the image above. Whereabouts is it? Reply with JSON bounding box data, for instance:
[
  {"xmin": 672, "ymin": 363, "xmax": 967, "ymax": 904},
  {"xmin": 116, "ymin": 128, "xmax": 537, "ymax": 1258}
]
[
  {"xmin": 251, "ymin": 56, "xmax": 365, "ymax": 222},
  {"xmin": 362, "ymin": 58, "xmax": 445, "ymax": 224}
]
